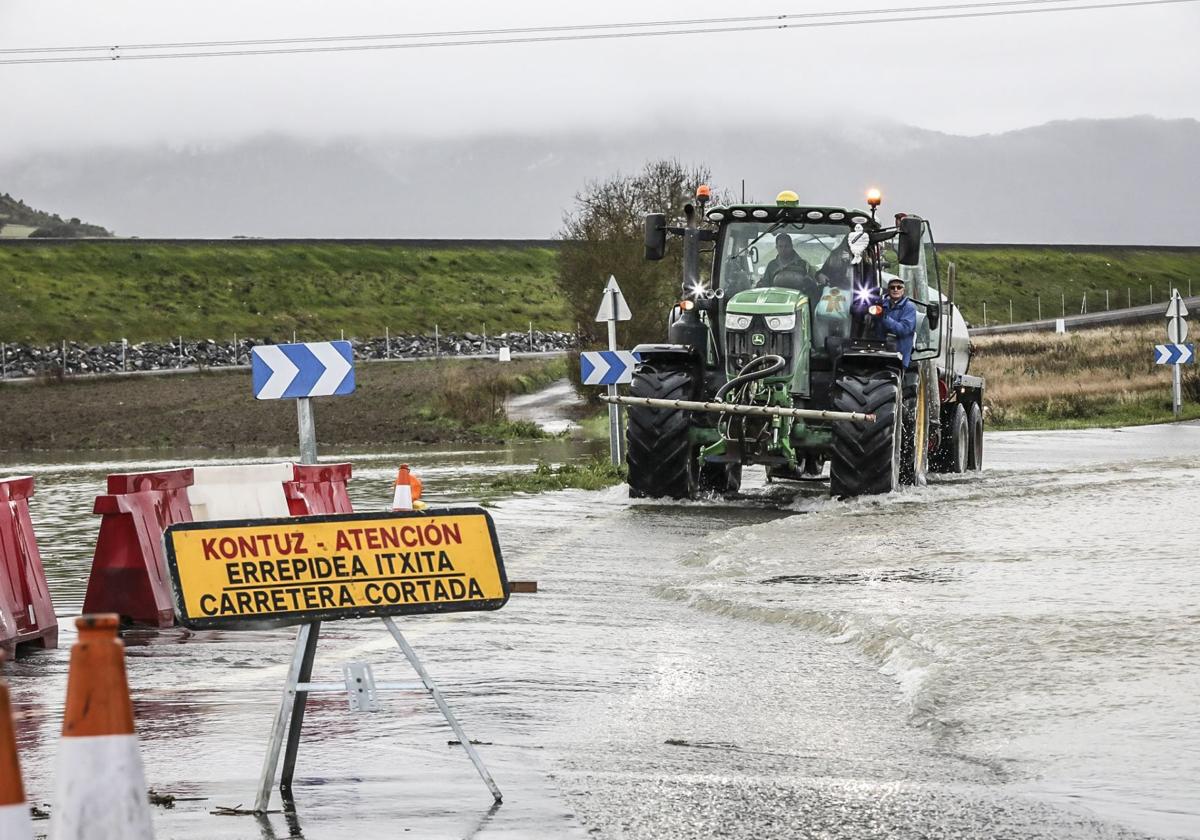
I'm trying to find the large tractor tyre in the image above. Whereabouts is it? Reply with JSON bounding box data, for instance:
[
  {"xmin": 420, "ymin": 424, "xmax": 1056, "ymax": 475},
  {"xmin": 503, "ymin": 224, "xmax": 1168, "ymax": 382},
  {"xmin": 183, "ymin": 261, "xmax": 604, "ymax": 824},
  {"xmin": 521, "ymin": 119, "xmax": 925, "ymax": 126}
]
[
  {"xmin": 830, "ymin": 372, "xmax": 902, "ymax": 498},
  {"xmin": 626, "ymin": 368, "xmax": 699, "ymax": 499},
  {"xmin": 967, "ymin": 402, "xmax": 984, "ymax": 471},
  {"xmin": 931, "ymin": 403, "xmax": 969, "ymax": 473},
  {"xmin": 700, "ymin": 461, "xmax": 742, "ymax": 495}
]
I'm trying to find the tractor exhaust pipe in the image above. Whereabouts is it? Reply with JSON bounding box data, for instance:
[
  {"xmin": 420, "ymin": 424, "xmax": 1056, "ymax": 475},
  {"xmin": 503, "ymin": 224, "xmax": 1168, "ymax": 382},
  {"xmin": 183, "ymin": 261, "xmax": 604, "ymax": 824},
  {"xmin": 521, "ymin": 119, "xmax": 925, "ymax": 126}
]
[{"xmin": 599, "ymin": 394, "xmax": 875, "ymax": 423}]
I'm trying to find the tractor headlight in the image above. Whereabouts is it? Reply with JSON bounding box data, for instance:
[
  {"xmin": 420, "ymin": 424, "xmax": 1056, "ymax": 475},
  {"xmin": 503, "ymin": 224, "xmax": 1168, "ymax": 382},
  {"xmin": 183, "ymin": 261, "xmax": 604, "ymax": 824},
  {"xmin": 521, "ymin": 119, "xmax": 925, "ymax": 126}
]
[
  {"xmin": 766, "ymin": 313, "xmax": 796, "ymax": 331},
  {"xmin": 725, "ymin": 313, "xmax": 753, "ymax": 330}
]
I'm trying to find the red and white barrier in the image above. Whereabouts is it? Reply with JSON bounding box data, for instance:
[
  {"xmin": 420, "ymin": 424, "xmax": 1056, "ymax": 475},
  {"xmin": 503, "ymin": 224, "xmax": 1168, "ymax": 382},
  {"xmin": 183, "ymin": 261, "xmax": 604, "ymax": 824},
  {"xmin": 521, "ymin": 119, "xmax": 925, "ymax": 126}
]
[
  {"xmin": 83, "ymin": 462, "xmax": 354, "ymax": 626},
  {"xmin": 0, "ymin": 476, "xmax": 58, "ymax": 653}
]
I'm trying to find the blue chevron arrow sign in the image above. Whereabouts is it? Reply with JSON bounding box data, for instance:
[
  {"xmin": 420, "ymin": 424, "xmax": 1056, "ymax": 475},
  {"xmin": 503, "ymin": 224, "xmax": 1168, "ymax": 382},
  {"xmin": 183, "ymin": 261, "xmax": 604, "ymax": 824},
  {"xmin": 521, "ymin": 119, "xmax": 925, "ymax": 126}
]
[
  {"xmin": 1154, "ymin": 343, "xmax": 1195, "ymax": 365},
  {"xmin": 252, "ymin": 341, "xmax": 356, "ymax": 399},
  {"xmin": 580, "ymin": 350, "xmax": 640, "ymax": 386}
]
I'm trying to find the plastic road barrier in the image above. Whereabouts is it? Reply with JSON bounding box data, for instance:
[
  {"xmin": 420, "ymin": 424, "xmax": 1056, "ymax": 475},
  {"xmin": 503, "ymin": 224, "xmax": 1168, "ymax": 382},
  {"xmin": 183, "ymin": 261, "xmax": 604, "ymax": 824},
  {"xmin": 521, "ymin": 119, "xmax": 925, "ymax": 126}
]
[
  {"xmin": 0, "ymin": 677, "xmax": 33, "ymax": 840},
  {"xmin": 82, "ymin": 470, "xmax": 195, "ymax": 628},
  {"xmin": 51, "ymin": 615, "xmax": 155, "ymax": 840},
  {"xmin": 189, "ymin": 463, "xmax": 292, "ymax": 521},
  {"xmin": 284, "ymin": 463, "xmax": 354, "ymax": 516},
  {"xmin": 0, "ymin": 477, "xmax": 58, "ymax": 653}
]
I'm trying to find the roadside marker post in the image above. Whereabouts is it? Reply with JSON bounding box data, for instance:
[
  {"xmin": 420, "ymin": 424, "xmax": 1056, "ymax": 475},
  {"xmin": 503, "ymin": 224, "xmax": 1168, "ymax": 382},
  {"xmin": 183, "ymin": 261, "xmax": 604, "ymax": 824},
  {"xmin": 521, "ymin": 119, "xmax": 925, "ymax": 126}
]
[
  {"xmin": 594, "ymin": 276, "xmax": 633, "ymax": 466},
  {"xmin": 1160, "ymin": 290, "xmax": 1192, "ymax": 417},
  {"xmin": 163, "ymin": 510, "xmax": 508, "ymax": 810}
]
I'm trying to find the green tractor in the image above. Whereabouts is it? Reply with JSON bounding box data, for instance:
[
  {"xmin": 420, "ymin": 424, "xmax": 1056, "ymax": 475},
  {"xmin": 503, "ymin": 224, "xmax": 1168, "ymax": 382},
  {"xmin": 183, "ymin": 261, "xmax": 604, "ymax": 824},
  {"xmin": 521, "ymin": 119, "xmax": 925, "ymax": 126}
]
[{"xmin": 611, "ymin": 188, "xmax": 985, "ymax": 500}]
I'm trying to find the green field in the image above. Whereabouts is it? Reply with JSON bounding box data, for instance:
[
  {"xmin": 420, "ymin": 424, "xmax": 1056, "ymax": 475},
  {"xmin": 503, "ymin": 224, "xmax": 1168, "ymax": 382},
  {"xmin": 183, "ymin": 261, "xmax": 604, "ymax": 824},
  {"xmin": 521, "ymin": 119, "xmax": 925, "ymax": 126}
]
[
  {"xmin": 940, "ymin": 247, "xmax": 1200, "ymax": 327},
  {"xmin": 2, "ymin": 241, "xmax": 1198, "ymax": 344},
  {"xmin": 0, "ymin": 241, "xmax": 567, "ymax": 343}
]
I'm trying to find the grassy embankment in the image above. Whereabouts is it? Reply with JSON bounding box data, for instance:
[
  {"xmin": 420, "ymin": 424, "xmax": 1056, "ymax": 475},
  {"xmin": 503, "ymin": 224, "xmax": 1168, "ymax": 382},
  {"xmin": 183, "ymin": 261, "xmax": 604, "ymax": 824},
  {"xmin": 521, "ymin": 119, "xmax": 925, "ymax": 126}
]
[
  {"xmin": 0, "ymin": 241, "xmax": 568, "ymax": 343},
  {"xmin": 0, "ymin": 357, "xmax": 567, "ymax": 452},
  {"xmin": 973, "ymin": 323, "xmax": 1200, "ymax": 429},
  {"xmin": 940, "ymin": 247, "xmax": 1200, "ymax": 328}
]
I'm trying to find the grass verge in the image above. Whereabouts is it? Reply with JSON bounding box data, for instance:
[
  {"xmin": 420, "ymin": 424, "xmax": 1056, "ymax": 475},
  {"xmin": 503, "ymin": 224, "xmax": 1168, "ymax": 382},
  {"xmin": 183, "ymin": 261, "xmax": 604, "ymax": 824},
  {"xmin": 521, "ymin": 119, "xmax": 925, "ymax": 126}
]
[
  {"xmin": 478, "ymin": 458, "xmax": 626, "ymax": 498},
  {"xmin": 0, "ymin": 357, "xmax": 566, "ymax": 451}
]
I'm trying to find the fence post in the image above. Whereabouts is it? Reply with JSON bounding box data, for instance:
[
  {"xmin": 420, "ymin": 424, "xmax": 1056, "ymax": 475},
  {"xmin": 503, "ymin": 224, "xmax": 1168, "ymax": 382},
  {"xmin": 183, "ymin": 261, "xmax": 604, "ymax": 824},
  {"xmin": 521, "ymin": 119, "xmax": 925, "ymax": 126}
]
[
  {"xmin": 62, "ymin": 340, "xmax": 67, "ymax": 374},
  {"xmin": 178, "ymin": 336, "xmax": 183, "ymax": 369},
  {"xmin": 435, "ymin": 324, "xmax": 440, "ymax": 360},
  {"xmin": 122, "ymin": 338, "xmax": 127, "ymax": 372},
  {"xmin": 982, "ymin": 301, "xmax": 987, "ymax": 327},
  {"xmin": 1061, "ymin": 292, "xmax": 1066, "ymax": 318},
  {"xmin": 1, "ymin": 341, "xmax": 5, "ymax": 380},
  {"xmin": 1081, "ymin": 293, "xmax": 1087, "ymax": 315},
  {"xmin": 1037, "ymin": 294, "xmax": 1042, "ymax": 321},
  {"xmin": 1009, "ymin": 299, "xmax": 1013, "ymax": 324},
  {"xmin": 1106, "ymin": 289, "xmax": 1110, "ymax": 310},
  {"xmin": 529, "ymin": 321, "xmax": 534, "ymax": 353},
  {"xmin": 232, "ymin": 333, "xmax": 237, "ymax": 365},
  {"xmin": 1127, "ymin": 287, "xmax": 1131, "ymax": 308}
]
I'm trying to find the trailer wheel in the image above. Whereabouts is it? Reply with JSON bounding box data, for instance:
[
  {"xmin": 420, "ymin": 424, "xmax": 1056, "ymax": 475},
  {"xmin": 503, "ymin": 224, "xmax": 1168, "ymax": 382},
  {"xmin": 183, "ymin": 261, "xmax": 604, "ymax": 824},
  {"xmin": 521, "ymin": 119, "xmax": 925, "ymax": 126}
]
[
  {"xmin": 700, "ymin": 461, "xmax": 742, "ymax": 495},
  {"xmin": 626, "ymin": 368, "xmax": 699, "ymax": 499},
  {"xmin": 830, "ymin": 371, "xmax": 902, "ymax": 498},
  {"xmin": 931, "ymin": 403, "xmax": 969, "ymax": 473},
  {"xmin": 967, "ymin": 402, "xmax": 984, "ymax": 470}
]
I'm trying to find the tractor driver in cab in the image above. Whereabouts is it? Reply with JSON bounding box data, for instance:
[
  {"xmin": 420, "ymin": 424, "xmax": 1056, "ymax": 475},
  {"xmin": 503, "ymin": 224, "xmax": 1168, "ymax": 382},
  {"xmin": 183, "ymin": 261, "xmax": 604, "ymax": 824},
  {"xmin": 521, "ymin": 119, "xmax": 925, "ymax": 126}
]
[
  {"xmin": 762, "ymin": 233, "xmax": 818, "ymax": 298},
  {"xmin": 877, "ymin": 277, "xmax": 917, "ymax": 367}
]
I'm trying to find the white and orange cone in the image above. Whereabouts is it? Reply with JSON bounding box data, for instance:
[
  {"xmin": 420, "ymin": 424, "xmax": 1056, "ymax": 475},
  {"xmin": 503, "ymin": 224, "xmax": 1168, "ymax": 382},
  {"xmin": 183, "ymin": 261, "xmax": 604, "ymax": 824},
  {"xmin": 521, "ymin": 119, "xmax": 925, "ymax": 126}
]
[
  {"xmin": 391, "ymin": 464, "xmax": 426, "ymax": 512},
  {"xmin": 50, "ymin": 614, "xmax": 154, "ymax": 840},
  {"xmin": 0, "ymin": 675, "xmax": 33, "ymax": 840}
]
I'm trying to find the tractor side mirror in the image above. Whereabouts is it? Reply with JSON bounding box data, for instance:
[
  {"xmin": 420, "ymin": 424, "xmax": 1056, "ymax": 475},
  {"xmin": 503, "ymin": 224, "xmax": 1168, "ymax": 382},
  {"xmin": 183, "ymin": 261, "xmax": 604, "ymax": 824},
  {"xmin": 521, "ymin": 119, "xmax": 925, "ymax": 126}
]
[
  {"xmin": 897, "ymin": 216, "xmax": 923, "ymax": 266},
  {"xmin": 926, "ymin": 302, "xmax": 941, "ymax": 330},
  {"xmin": 644, "ymin": 213, "xmax": 667, "ymax": 261}
]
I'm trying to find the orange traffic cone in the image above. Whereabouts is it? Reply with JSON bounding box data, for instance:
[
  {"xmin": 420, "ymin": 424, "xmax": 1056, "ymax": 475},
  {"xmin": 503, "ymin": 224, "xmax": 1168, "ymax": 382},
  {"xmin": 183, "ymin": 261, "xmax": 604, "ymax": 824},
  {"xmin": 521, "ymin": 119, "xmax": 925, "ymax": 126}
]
[
  {"xmin": 391, "ymin": 464, "xmax": 426, "ymax": 512},
  {"xmin": 0, "ymin": 674, "xmax": 33, "ymax": 840},
  {"xmin": 50, "ymin": 614, "xmax": 153, "ymax": 840}
]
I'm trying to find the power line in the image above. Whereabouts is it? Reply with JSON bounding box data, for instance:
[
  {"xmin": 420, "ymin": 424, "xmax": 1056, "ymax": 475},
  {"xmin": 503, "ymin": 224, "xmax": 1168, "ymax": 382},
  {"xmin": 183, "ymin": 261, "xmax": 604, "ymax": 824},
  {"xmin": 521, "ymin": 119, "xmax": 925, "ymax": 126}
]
[
  {"xmin": 0, "ymin": 0, "xmax": 1192, "ymax": 65},
  {"xmin": 0, "ymin": 0, "xmax": 1105, "ymax": 55}
]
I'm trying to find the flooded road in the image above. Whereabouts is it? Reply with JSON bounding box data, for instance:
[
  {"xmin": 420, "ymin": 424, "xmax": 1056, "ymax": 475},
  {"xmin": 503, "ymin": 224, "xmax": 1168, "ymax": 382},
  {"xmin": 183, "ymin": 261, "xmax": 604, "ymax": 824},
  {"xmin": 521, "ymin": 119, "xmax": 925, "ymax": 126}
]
[{"xmin": 2, "ymin": 424, "xmax": 1198, "ymax": 839}]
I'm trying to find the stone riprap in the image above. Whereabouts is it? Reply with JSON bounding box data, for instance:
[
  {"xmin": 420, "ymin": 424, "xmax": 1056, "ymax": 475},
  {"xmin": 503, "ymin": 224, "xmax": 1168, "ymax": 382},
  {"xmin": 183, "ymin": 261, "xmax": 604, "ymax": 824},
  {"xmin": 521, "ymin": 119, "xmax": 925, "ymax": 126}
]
[{"xmin": 0, "ymin": 331, "xmax": 575, "ymax": 379}]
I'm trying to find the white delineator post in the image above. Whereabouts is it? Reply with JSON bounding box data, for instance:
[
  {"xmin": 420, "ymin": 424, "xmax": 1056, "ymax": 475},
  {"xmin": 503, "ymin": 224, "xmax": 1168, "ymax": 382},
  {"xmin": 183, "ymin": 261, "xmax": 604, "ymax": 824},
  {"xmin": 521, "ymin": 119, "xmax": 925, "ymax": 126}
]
[
  {"xmin": 1167, "ymin": 289, "xmax": 1189, "ymax": 418},
  {"xmin": 50, "ymin": 615, "xmax": 154, "ymax": 840},
  {"xmin": 606, "ymin": 284, "xmax": 622, "ymax": 466}
]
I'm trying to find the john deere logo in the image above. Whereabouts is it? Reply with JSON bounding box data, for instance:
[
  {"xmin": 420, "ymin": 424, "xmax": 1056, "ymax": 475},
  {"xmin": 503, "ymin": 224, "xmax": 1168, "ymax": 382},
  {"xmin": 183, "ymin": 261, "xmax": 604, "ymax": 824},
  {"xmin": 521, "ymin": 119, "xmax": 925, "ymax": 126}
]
[{"xmin": 751, "ymin": 333, "xmax": 766, "ymax": 346}]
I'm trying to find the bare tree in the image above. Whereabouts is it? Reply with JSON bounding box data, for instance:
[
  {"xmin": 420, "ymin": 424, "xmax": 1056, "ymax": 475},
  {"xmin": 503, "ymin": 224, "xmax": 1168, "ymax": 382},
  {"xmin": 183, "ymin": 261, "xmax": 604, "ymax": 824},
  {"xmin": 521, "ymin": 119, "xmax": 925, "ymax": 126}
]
[{"xmin": 557, "ymin": 160, "xmax": 717, "ymax": 351}]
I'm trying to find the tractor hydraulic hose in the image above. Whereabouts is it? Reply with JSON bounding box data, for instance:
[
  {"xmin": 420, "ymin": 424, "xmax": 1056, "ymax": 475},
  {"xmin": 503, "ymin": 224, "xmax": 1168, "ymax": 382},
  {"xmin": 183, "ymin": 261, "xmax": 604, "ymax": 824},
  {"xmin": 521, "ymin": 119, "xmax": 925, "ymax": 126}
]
[{"xmin": 714, "ymin": 354, "xmax": 787, "ymax": 403}]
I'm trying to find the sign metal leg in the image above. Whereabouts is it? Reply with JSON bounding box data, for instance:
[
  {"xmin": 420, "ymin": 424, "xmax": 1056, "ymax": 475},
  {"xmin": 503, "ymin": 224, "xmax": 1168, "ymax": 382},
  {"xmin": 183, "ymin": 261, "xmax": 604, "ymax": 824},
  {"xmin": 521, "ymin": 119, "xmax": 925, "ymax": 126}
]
[
  {"xmin": 280, "ymin": 620, "xmax": 322, "ymax": 802},
  {"xmin": 255, "ymin": 622, "xmax": 317, "ymax": 813},
  {"xmin": 381, "ymin": 617, "xmax": 503, "ymax": 803}
]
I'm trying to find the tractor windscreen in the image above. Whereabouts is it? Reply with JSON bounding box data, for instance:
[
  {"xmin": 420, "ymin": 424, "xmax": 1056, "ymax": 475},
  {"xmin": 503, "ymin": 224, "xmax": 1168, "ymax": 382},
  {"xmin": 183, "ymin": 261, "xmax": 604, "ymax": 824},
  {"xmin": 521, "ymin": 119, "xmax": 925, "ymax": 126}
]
[{"xmin": 717, "ymin": 222, "xmax": 861, "ymax": 299}]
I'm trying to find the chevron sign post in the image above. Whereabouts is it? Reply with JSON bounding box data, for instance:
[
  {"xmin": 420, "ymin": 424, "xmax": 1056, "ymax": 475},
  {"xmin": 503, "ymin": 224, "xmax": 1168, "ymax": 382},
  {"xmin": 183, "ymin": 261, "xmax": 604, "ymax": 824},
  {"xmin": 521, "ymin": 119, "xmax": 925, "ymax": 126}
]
[
  {"xmin": 580, "ymin": 351, "xmax": 640, "ymax": 386},
  {"xmin": 251, "ymin": 341, "xmax": 355, "ymax": 463},
  {"xmin": 1154, "ymin": 343, "xmax": 1194, "ymax": 366}
]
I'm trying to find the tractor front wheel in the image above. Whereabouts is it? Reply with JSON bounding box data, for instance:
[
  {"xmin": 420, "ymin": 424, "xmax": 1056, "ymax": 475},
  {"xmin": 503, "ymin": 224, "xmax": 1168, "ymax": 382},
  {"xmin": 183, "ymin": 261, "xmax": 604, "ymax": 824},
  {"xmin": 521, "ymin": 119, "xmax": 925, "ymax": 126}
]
[
  {"xmin": 626, "ymin": 368, "xmax": 699, "ymax": 499},
  {"xmin": 830, "ymin": 371, "xmax": 902, "ymax": 498}
]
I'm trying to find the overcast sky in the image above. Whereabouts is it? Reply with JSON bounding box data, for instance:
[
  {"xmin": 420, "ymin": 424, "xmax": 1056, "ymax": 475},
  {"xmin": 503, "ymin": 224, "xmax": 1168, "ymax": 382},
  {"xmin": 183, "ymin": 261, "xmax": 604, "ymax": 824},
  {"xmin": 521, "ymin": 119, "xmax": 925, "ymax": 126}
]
[{"xmin": 2, "ymin": 0, "xmax": 1198, "ymax": 156}]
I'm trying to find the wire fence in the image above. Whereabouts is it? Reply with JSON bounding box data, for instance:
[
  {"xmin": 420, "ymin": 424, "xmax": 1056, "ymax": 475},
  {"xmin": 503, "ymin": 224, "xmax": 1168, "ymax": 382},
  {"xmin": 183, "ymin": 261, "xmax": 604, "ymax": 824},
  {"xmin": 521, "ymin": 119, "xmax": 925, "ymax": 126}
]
[{"xmin": 969, "ymin": 279, "xmax": 1195, "ymax": 328}]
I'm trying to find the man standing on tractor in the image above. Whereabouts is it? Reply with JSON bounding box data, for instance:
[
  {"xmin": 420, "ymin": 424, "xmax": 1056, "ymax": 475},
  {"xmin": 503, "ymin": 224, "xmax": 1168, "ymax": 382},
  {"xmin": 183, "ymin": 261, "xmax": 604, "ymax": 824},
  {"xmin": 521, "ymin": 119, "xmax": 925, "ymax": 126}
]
[{"xmin": 878, "ymin": 277, "xmax": 917, "ymax": 367}]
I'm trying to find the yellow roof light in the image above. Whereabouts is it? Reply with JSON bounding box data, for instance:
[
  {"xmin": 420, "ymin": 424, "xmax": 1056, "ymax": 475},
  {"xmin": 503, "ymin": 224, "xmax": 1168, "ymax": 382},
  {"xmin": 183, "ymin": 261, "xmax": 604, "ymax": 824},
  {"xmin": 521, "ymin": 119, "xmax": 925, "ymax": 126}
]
[
  {"xmin": 866, "ymin": 188, "xmax": 883, "ymax": 207},
  {"xmin": 775, "ymin": 190, "xmax": 800, "ymax": 207}
]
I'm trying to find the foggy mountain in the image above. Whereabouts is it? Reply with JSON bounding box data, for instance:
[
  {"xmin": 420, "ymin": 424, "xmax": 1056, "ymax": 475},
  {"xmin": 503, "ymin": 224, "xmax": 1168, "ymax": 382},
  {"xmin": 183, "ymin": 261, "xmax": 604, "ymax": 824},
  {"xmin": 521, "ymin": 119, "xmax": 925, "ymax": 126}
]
[{"xmin": 1, "ymin": 116, "xmax": 1195, "ymax": 244}]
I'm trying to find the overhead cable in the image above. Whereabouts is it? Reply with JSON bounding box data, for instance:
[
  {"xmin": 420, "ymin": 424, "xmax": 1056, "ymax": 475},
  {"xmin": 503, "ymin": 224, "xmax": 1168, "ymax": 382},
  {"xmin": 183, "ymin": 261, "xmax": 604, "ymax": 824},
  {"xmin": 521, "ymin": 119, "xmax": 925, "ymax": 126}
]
[{"xmin": 0, "ymin": 0, "xmax": 1193, "ymax": 65}]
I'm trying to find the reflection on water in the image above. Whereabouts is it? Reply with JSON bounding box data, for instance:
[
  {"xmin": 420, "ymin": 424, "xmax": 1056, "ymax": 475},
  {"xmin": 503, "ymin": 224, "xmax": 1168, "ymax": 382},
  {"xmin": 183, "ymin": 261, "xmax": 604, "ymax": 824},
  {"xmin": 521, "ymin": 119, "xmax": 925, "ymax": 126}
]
[{"xmin": 3, "ymin": 425, "xmax": 1199, "ymax": 839}]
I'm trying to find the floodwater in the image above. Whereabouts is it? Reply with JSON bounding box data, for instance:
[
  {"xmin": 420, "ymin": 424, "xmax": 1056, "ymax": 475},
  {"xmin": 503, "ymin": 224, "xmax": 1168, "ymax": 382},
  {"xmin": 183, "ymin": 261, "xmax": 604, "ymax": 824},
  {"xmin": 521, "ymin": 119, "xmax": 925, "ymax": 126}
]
[{"xmin": 2, "ymin": 424, "xmax": 1198, "ymax": 839}]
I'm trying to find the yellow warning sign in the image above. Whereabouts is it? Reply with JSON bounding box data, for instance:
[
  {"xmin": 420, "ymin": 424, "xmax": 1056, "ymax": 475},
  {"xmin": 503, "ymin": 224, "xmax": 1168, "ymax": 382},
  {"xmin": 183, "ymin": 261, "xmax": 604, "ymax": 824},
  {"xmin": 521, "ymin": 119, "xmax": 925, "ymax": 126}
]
[{"xmin": 164, "ymin": 509, "xmax": 508, "ymax": 628}]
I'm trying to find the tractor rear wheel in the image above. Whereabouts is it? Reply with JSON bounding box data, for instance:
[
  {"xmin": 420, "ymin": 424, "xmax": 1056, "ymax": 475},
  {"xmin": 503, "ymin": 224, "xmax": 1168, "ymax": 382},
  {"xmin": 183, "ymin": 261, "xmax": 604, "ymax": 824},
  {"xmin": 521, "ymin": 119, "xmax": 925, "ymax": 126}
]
[
  {"xmin": 967, "ymin": 402, "xmax": 984, "ymax": 470},
  {"xmin": 626, "ymin": 368, "xmax": 699, "ymax": 499},
  {"xmin": 931, "ymin": 403, "xmax": 969, "ymax": 473},
  {"xmin": 830, "ymin": 371, "xmax": 902, "ymax": 498}
]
